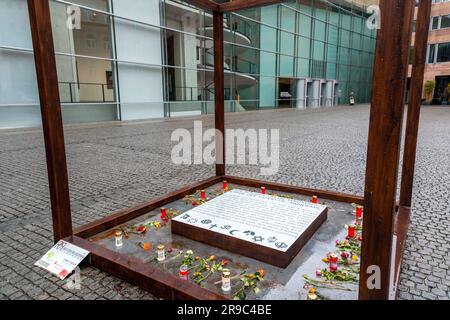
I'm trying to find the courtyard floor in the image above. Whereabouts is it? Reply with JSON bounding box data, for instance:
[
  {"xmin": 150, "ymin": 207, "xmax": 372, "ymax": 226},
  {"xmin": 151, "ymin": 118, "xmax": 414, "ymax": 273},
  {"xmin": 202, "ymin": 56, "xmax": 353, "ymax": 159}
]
[{"xmin": 0, "ymin": 104, "xmax": 448, "ymax": 300}]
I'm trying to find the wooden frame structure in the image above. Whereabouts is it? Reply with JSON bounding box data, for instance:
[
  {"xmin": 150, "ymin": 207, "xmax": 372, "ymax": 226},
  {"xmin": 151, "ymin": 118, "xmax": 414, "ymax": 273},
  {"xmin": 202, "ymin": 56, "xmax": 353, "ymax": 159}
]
[{"xmin": 27, "ymin": 0, "xmax": 432, "ymax": 300}]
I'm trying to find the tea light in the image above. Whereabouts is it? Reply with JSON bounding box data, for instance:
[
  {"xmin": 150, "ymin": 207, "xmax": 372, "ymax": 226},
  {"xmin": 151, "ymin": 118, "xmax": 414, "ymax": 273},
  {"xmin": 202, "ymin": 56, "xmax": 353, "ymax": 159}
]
[
  {"xmin": 348, "ymin": 224, "xmax": 356, "ymax": 239},
  {"xmin": 223, "ymin": 180, "xmax": 228, "ymax": 191},
  {"xmin": 307, "ymin": 293, "xmax": 318, "ymax": 301},
  {"xmin": 115, "ymin": 230, "xmax": 123, "ymax": 248},
  {"xmin": 201, "ymin": 190, "xmax": 206, "ymax": 200},
  {"xmin": 179, "ymin": 264, "xmax": 189, "ymax": 281},
  {"xmin": 312, "ymin": 196, "xmax": 318, "ymax": 204},
  {"xmin": 160, "ymin": 207, "xmax": 167, "ymax": 220},
  {"xmin": 356, "ymin": 206, "xmax": 363, "ymax": 220},
  {"xmin": 329, "ymin": 253, "xmax": 338, "ymax": 273},
  {"xmin": 261, "ymin": 187, "xmax": 267, "ymax": 195},
  {"xmin": 221, "ymin": 269, "xmax": 231, "ymax": 292},
  {"xmin": 157, "ymin": 244, "xmax": 166, "ymax": 262}
]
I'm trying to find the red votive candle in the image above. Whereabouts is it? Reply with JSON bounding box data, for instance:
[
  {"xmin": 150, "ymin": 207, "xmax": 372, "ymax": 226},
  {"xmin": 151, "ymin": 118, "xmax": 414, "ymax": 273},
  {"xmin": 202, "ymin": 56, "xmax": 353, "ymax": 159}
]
[
  {"xmin": 348, "ymin": 224, "xmax": 356, "ymax": 239},
  {"xmin": 223, "ymin": 181, "xmax": 228, "ymax": 191},
  {"xmin": 261, "ymin": 187, "xmax": 267, "ymax": 195},
  {"xmin": 179, "ymin": 264, "xmax": 189, "ymax": 281},
  {"xmin": 312, "ymin": 196, "xmax": 318, "ymax": 204},
  {"xmin": 356, "ymin": 206, "xmax": 363, "ymax": 220},
  {"xmin": 201, "ymin": 190, "xmax": 206, "ymax": 200},
  {"xmin": 160, "ymin": 207, "xmax": 167, "ymax": 220},
  {"xmin": 329, "ymin": 254, "xmax": 338, "ymax": 273}
]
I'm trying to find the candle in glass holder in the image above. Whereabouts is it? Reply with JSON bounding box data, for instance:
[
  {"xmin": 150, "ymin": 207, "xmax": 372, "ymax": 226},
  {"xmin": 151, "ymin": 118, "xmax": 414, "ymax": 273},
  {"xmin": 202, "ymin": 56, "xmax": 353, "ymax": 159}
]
[
  {"xmin": 261, "ymin": 187, "xmax": 267, "ymax": 195},
  {"xmin": 312, "ymin": 196, "xmax": 318, "ymax": 204},
  {"xmin": 307, "ymin": 293, "xmax": 318, "ymax": 300},
  {"xmin": 348, "ymin": 224, "xmax": 356, "ymax": 239},
  {"xmin": 160, "ymin": 207, "xmax": 167, "ymax": 220},
  {"xmin": 201, "ymin": 190, "xmax": 206, "ymax": 200},
  {"xmin": 356, "ymin": 205, "xmax": 363, "ymax": 220},
  {"xmin": 329, "ymin": 253, "xmax": 338, "ymax": 272},
  {"xmin": 157, "ymin": 244, "xmax": 166, "ymax": 262},
  {"xmin": 223, "ymin": 180, "xmax": 228, "ymax": 191},
  {"xmin": 221, "ymin": 269, "xmax": 231, "ymax": 292},
  {"xmin": 115, "ymin": 230, "xmax": 123, "ymax": 248},
  {"xmin": 179, "ymin": 264, "xmax": 189, "ymax": 281}
]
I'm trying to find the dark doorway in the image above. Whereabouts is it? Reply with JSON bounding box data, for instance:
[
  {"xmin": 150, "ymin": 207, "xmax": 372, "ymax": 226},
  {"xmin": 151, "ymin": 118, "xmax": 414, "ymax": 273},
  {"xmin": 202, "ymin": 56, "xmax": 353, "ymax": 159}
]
[
  {"xmin": 167, "ymin": 36, "xmax": 176, "ymax": 101},
  {"xmin": 278, "ymin": 78, "xmax": 296, "ymax": 108},
  {"xmin": 433, "ymin": 76, "xmax": 450, "ymax": 105}
]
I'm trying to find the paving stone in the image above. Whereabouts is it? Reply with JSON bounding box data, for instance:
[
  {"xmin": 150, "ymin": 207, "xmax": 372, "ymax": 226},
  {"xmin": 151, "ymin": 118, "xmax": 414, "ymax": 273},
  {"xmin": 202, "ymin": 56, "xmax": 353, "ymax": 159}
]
[{"xmin": 0, "ymin": 105, "xmax": 449, "ymax": 300}]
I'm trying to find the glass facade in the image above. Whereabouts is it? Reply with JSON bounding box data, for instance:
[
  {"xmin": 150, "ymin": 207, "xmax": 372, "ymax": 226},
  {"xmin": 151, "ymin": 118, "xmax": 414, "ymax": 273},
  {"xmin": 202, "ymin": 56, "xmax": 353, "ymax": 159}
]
[{"xmin": 0, "ymin": 0, "xmax": 377, "ymax": 129}]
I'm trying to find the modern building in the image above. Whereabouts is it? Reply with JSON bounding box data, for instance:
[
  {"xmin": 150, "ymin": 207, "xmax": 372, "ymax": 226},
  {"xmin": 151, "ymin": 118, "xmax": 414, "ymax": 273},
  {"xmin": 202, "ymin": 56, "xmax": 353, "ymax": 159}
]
[
  {"xmin": 0, "ymin": 0, "xmax": 377, "ymax": 129},
  {"xmin": 409, "ymin": 0, "xmax": 450, "ymax": 104}
]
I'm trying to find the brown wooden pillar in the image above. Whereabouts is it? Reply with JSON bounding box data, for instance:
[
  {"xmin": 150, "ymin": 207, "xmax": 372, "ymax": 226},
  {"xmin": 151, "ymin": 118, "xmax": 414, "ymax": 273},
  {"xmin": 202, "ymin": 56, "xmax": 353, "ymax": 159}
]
[
  {"xmin": 27, "ymin": 0, "xmax": 73, "ymax": 242},
  {"xmin": 400, "ymin": 0, "xmax": 432, "ymax": 208},
  {"xmin": 213, "ymin": 11, "xmax": 225, "ymax": 176},
  {"xmin": 359, "ymin": 0, "xmax": 415, "ymax": 300}
]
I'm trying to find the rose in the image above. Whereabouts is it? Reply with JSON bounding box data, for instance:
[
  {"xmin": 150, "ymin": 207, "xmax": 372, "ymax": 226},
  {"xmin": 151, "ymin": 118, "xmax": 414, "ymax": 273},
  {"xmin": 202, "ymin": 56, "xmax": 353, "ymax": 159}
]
[
  {"xmin": 316, "ymin": 269, "xmax": 322, "ymax": 277},
  {"xmin": 137, "ymin": 225, "xmax": 147, "ymax": 233}
]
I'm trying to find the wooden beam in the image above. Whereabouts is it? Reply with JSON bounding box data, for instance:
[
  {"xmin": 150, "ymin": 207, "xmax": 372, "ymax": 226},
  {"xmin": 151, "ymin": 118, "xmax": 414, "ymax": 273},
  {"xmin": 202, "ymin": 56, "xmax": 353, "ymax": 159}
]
[
  {"xmin": 359, "ymin": 0, "xmax": 415, "ymax": 300},
  {"xmin": 183, "ymin": 0, "xmax": 220, "ymax": 11},
  {"xmin": 400, "ymin": 0, "xmax": 432, "ymax": 208},
  {"xmin": 69, "ymin": 236, "xmax": 229, "ymax": 300},
  {"xmin": 74, "ymin": 176, "xmax": 221, "ymax": 239},
  {"xmin": 220, "ymin": 0, "xmax": 286, "ymax": 12},
  {"xmin": 213, "ymin": 11, "xmax": 226, "ymax": 176},
  {"xmin": 27, "ymin": 0, "xmax": 73, "ymax": 242},
  {"xmin": 224, "ymin": 176, "xmax": 365, "ymax": 205},
  {"xmin": 392, "ymin": 206, "xmax": 412, "ymax": 297}
]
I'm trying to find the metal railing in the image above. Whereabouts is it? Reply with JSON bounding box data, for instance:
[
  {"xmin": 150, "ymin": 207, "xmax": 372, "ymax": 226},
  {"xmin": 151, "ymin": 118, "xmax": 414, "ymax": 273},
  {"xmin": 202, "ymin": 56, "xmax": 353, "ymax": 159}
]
[{"xmin": 58, "ymin": 82, "xmax": 115, "ymax": 103}]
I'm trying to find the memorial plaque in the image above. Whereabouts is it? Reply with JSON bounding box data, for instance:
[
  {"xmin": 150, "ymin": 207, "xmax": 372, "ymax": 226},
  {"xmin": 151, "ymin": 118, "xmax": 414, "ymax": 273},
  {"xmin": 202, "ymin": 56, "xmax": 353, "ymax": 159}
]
[{"xmin": 172, "ymin": 189, "xmax": 328, "ymax": 268}]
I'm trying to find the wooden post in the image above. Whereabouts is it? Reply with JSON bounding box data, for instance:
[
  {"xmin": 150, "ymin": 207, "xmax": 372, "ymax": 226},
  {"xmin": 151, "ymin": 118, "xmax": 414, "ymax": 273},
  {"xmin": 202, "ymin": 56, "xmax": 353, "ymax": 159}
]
[
  {"xmin": 359, "ymin": 0, "xmax": 415, "ymax": 300},
  {"xmin": 27, "ymin": 0, "xmax": 73, "ymax": 242},
  {"xmin": 400, "ymin": 0, "xmax": 432, "ymax": 208},
  {"xmin": 213, "ymin": 11, "xmax": 225, "ymax": 176}
]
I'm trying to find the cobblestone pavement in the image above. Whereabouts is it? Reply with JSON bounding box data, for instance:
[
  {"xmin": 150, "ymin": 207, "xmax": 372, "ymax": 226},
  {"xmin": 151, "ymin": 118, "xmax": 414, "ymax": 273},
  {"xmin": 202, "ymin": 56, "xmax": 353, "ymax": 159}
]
[{"xmin": 0, "ymin": 105, "xmax": 448, "ymax": 300}]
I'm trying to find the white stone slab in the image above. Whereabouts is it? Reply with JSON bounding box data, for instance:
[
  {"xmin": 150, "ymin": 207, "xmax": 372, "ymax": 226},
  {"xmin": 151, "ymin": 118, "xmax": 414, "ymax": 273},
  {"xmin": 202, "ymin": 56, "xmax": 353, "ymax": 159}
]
[{"xmin": 172, "ymin": 189, "xmax": 327, "ymax": 252}]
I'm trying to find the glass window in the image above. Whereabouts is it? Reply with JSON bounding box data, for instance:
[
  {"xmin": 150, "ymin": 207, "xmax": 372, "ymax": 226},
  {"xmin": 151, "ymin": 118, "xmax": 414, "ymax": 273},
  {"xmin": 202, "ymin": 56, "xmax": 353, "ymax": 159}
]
[
  {"xmin": 431, "ymin": 16, "xmax": 440, "ymax": 30},
  {"xmin": 297, "ymin": 58, "xmax": 310, "ymax": 78},
  {"xmin": 280, "ymin": 31, "xmax": 295, "ymax": 56},
  {"xmin": 328, "ymin": 26, "xmax": 339, "ymax": 45},
  {"xmin": 299, "ymin": 14, "xmax": 312, "ymax": 37},
  {"xmin": 280, "ymin": 6, "xmax": 295, "ymax": 32},
  {"xmin": 441, "ymin": 15, "xmax": 450, "ymax": 29},
  {"xmin": 340, "ymin": 30, "xmax": 350, "ymax": 48},
  {"xmin": 327, "ymin": 44, "xmax": 338, "ymax": 63},
  {"xmin": 437, "ymin": 42, "xmax": 450, "ymax": 63},
  {"xmin": 49, "ymin": 1, "xmax": 115, "ymax": 104},
  {"xmin": 279, "ymin": 55, "xmax": 294, "ymax": 77},
  {"xmin": 297, "ymin": 36, "xmax": 311, "ymax": 59},
  {"xmin": 428, "ymin": 44, "xmax": 436, "ymax": 63},
  {"xmin": 313, "ymin": 41, "xmax": 325, "ymax": 61}
]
